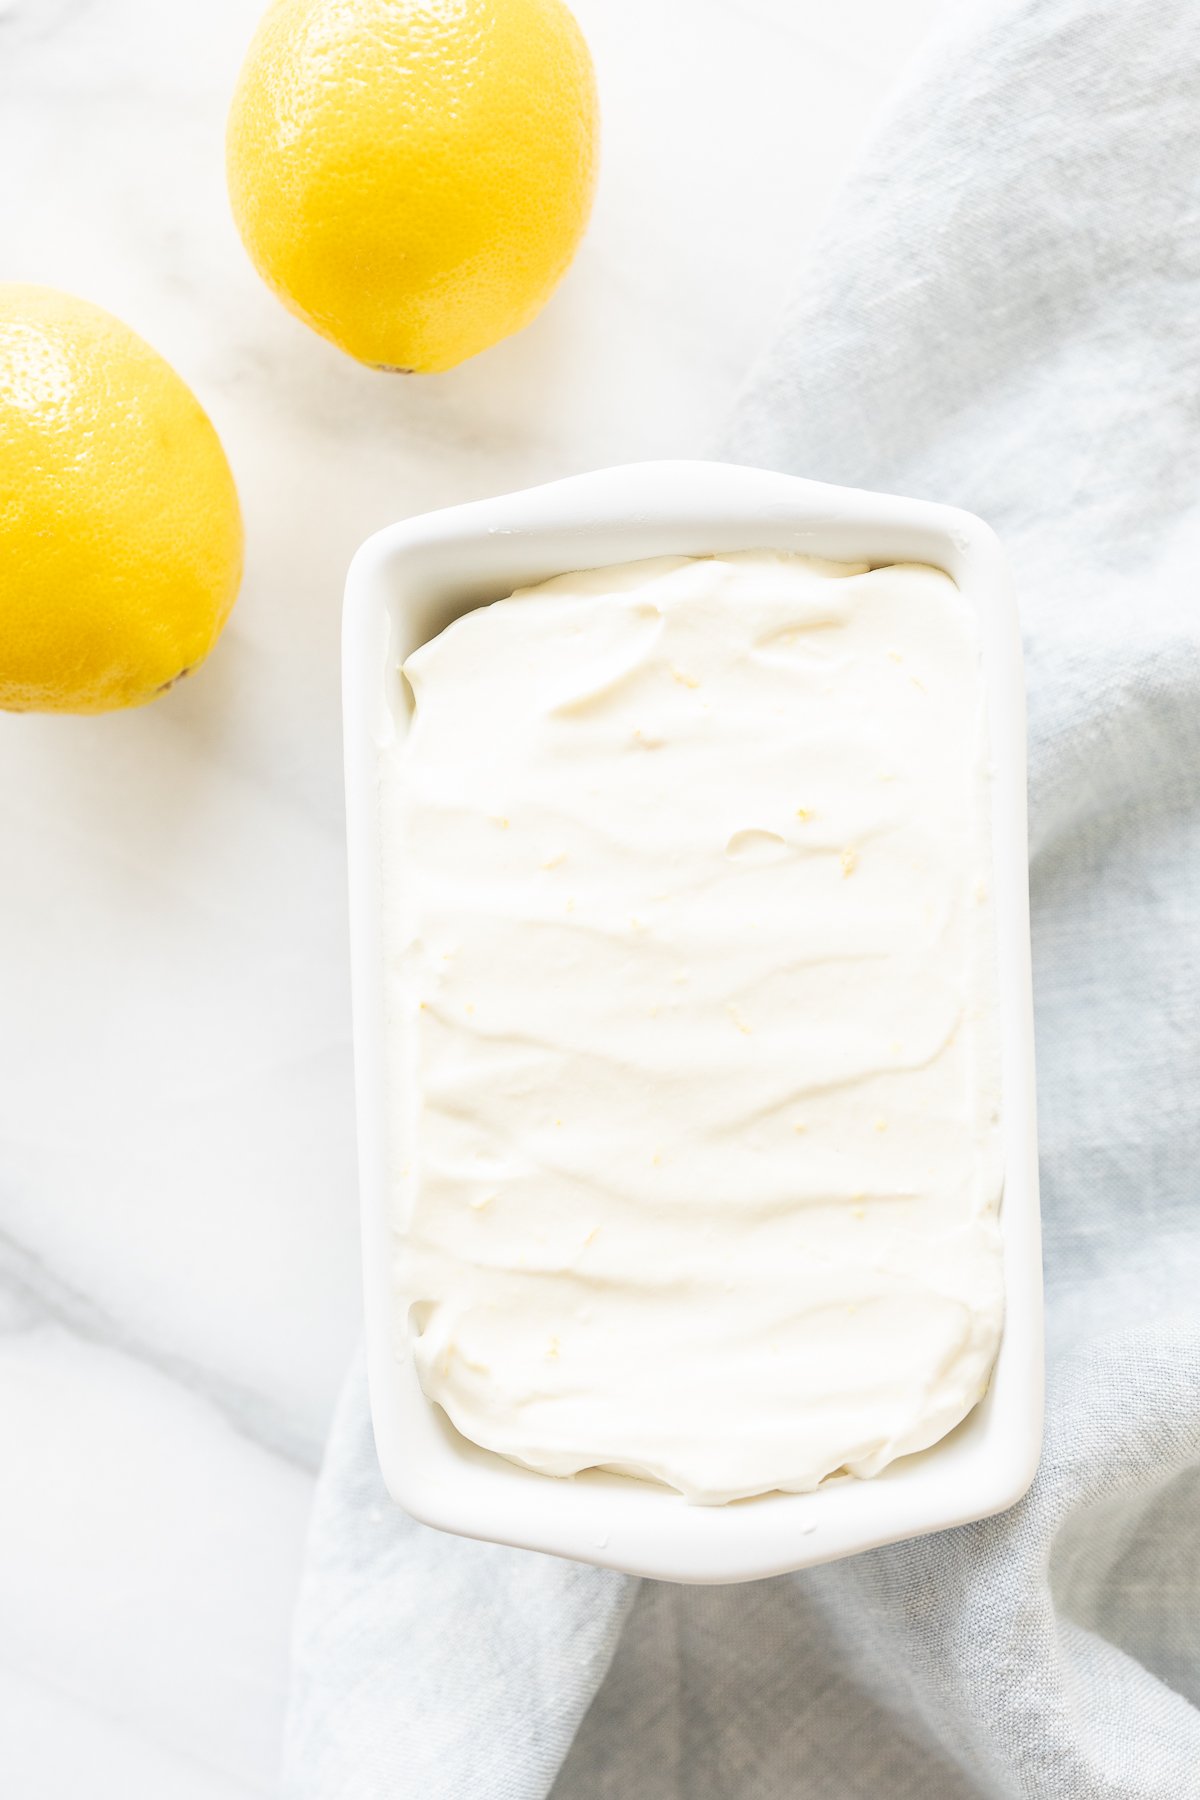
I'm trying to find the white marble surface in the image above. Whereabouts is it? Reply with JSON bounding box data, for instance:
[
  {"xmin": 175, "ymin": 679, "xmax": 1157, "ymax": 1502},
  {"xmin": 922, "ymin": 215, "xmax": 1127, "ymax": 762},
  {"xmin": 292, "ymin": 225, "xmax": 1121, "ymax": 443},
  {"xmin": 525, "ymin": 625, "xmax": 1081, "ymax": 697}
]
[{"xmin": 0, "ymin": 0, "xmax": 950, "ymax": 1790}]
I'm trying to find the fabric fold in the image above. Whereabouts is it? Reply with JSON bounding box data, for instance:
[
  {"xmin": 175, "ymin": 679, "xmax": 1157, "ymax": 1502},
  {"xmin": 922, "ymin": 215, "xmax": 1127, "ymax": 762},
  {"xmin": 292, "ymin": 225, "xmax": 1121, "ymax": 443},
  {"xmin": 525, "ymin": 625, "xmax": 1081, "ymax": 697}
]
[{"xmin": 282, "ymin": 1350, "xmax": 637, "ymax": 1800}]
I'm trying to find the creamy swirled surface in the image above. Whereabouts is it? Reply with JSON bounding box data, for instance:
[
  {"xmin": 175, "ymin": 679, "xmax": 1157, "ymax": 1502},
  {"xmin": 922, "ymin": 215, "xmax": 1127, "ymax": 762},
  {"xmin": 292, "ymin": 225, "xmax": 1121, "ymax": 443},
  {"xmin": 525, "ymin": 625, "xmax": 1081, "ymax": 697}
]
[{"xmin": 382, "ymin": 551, "xmax": 1004, "ymax": 1505}]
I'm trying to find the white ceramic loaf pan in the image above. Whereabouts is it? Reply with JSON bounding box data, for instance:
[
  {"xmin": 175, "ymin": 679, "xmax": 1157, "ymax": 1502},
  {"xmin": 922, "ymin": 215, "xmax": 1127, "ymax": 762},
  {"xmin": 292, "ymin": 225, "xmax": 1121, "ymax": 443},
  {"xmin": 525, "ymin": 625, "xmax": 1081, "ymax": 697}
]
[{"xmin": 342, "ymin": 460, "xmax": 1042, "ymax": 1584}]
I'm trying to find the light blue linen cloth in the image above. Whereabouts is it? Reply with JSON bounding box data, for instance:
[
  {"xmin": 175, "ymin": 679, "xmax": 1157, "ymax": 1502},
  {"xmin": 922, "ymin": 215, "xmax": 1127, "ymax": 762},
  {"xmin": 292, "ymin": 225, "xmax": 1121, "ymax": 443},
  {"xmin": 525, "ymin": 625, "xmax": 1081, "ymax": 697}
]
[{"xmin": 283, "ymin": 0, "xmax": 1200, "ymax": 1790}]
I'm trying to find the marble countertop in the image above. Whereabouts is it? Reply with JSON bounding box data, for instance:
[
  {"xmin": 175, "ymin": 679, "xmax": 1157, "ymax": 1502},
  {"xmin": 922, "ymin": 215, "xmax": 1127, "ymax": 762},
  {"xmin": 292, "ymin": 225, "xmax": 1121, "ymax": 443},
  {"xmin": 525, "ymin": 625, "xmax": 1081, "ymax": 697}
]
[{"xmin": 0, "ymin": 0, "xmax": 947, "ymax": 1791}]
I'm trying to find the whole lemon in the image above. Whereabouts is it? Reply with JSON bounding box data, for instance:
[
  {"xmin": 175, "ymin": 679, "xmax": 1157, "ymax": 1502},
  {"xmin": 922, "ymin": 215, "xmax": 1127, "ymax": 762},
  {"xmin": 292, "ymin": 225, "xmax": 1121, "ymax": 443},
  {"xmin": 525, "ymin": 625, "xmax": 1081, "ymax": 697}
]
[
  {"xmin": 226, "ymin": 0, "xmax": 599, "ymax": 373},
  {"xmin": 0, "ymin": 286, "xmax": 243, "ymax": 714}
]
